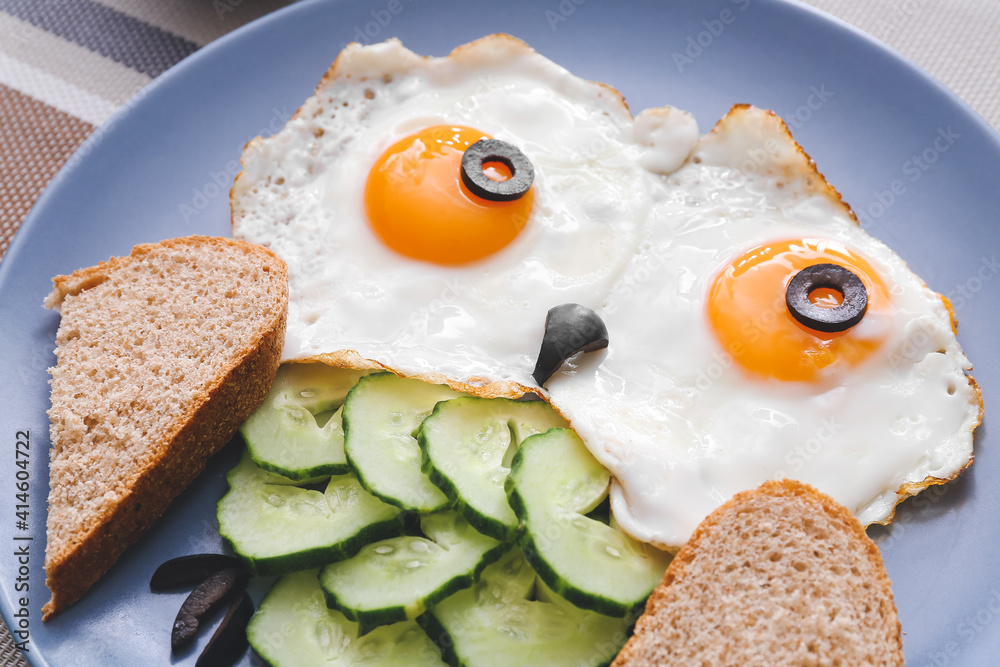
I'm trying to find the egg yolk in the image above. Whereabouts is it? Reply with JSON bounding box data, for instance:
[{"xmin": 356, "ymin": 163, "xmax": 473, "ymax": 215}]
[
  {"xmin": 364, "ymin": 125, "xmax": 534, "ymax": 265},
  {"xmin": 707, "ymin": 238, "xmax": 891, "ymax": 383}
]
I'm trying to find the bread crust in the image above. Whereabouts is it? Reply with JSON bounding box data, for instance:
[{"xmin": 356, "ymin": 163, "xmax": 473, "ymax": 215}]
[
  {"xmin": 42, "ymin": 236, "xmax": 288, "ymax": 619},
  {"xmin": 613, "ymin": 479, "xmax": 904, "ymax": 666}
]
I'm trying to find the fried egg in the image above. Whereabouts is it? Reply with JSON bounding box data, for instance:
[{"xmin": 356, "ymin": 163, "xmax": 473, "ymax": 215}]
[
  {"xmin": 232, "ymin": 35, "xmax": 697, "ymax": 392},
  {"xmin": 544, "ymin": 106, "xmax": 981, "ymax": 548},
  {"xmin": 232, "ymin": 36, "xmax": 979, "ymax": 549}
]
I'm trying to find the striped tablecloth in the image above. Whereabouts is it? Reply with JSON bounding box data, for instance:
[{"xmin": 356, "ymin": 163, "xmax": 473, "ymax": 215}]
[
  {"xmin": 1, "ymin": 0, "xmax": 998, "ymax": 664},
  {"xmin": 0, "ymin": 0, "xmax": 296, "ymax": 261}
]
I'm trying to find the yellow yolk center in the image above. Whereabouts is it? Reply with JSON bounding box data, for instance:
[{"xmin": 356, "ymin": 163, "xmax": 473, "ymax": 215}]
[
  {"xmin": 364, "ymin": 125, "xmax": 534, "ymax": 265},
  {"xmin": 707, "ymin": 238, "xmax": 890, "ymax": 383}
]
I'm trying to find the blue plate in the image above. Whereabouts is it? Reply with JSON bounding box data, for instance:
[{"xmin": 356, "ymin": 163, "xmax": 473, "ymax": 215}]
[{"xmin": 2, "ymin": 0, "xmax": 998, "ymax": 664}]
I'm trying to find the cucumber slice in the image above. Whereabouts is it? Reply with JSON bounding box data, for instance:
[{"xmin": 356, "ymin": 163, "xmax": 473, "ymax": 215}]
[
  {"xmin": 506, "ymin": 428, "xmax": 671, "ymax": 617},
  {"xmin": 418, "ymin": 397, "xmax": 569, "ymax": 541},
  {"xmin": 420, "ymin": 547, "xmax": 628, "ymax": 667},
  {"xmin": 248, "ymin": 569, "xmax": 446, "ymax": 667},
  {"xmin": 343, "ymin": 372, "xmax": 462, "ymax": 512},
  {"xmin": 217, "ymin": 451, "xmax": 403, "ymax": 576},
  {"xmin": 240, "ymin": 362, "xmax": 371, "ymax": 479},
  {"xmin": 470, "ymin": 542, "xmax": 537, "ymax": 604},
  {"xmin": 319, "ymin": 510, "xmax": 506, "ymax": 628}
]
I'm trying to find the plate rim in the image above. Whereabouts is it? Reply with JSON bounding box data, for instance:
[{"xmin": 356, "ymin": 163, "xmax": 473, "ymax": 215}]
[{"xmin": 2, "ymin": 0, "xmax": 999, "ymax": 664}]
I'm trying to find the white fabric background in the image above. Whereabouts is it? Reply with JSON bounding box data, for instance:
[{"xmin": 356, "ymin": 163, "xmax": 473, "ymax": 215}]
[{"xmin": 801, "ymin": 0, "xmax": 1000, "ymax": 130}]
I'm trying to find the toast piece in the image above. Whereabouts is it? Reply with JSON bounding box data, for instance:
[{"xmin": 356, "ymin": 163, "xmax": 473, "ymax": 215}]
[
  {"xmin": 613, "ymin": 480, "xmax": 904, "ymax": 666},
  {"xmin": 43, "ymin": 236, "xmax": 288, "ymax": 619}
]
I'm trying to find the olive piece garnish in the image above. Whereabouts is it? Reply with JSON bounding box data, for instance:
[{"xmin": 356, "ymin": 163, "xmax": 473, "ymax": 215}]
[
  {"xmin": 460, "ymin": 139, "xmax": 534, "ymax": 202},
  {"xmin": 152, "ymin": 554, "xmax": 254, "ymax": 665},
  {"xmin": 532, "ymin": 303, "xmax": 609, "ymax": 386},
  {"xmin": 785, "ymin": 263, "xmax": 868, "ymax": 333},
  {"xmin": 150, "ymin": 554, "xmax": 246, "ymax": 591},
  {"xmin": 195, "ymin": 592, "xmax": 254, "ymax": 667},
  {"xmin": 171, "ymin": 566, "xmax": 249, "ymax": 652}
]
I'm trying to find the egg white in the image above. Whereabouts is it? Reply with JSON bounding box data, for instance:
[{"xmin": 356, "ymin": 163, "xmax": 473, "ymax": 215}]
[
  {"xmin": 232, "ymin": 35, "xmax": 698, "ymax": 389},
  {"xmin": 545, "ymin": 105, "xmax": 980, "ymax": 548},
  {"xmin": 233, "ymin": 37, "xmax": 979, "ymax": 550}
]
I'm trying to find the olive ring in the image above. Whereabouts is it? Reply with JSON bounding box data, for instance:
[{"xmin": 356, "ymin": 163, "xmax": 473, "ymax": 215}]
[
  {"xmin": 460, "ymin": 139, "xmax": 534, "ymax": 202},
  {"xmin": 785, "ymin": 263, "xmax": 868, "ymax": 333}
]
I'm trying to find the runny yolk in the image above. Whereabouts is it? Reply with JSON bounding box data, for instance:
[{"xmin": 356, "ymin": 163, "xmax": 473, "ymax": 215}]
[
  {"xmin": 809, "ymin": 287, "xmax": 844, "ymax": 308},
  {"xmin": 364, "ymin": 125, "xmax": 533, "ymax": 265},
  {"xmin": 707, "ymin": 238, "xmax": 891, "ymax": 383}
]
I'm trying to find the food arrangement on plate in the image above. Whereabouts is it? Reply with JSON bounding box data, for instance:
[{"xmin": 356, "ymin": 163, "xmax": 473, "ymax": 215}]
[{"xmin": 38, "ymin": 34, "xmax": 980, "ymax": 666}]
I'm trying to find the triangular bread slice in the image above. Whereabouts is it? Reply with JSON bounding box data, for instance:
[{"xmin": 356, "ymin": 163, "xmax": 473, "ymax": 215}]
[
  {"xmin": 43, "ymin": 236, "xmax": 288, "ymax": 619},
  {"xmin": 613, "ymin": 479, "xmax": 904, "ymax": 666}
]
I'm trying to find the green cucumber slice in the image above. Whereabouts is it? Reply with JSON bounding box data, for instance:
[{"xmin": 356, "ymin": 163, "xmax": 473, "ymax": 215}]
[
  {"xmin": 506, "ymin": 428, "xmax": 671, "ymax": 617},
  {"xmin": 248, "ymin": 569, "xmax": 447, "ymax": 667},
  {"xmin": 343, "ymin": 372, "xmax": 462, "ymax": 512},
  {"xmin": 217, "ymin": 451, "xmax": 403, "ymax": 576},
  {"xmin": 418, "ymin": 397, "xmax": 569, "ymax": 541},
  {"xmin": 319, "ymin": 510, "xmax": 506, "ymax": 628},
  {"xmin": 420, "ymin": 547, "xmax": 628, "ymax": 667},
  {"xmin": 470, "ymin": 542, "xmax": 537, "ymax": 604},
  {"xmin": 240, "ymin": 362, "xmax": 372, "ymax": 480}
]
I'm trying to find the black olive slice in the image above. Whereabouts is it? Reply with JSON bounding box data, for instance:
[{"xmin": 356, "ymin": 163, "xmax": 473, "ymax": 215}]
[
  {"xmin": 195, "ymin": 592, "xmax": 254, "ymax": 667},
  {"xmin": 785, "ymin": 263, "xmax": 868, "ymax": 333},
  {"xmin": 172, "ymin": 567, "xmax": 249, "ymax": 653},
  {"xmin": 460, "ymin": 139, "xmax": 534, "ymax": 202},
  {"xmin": 532, "ymin": 303, "xmax": 609, "ymax": 386},
  {"xmin": 150, "ymin": 554, "xmax": 246, "ymax": 591}
]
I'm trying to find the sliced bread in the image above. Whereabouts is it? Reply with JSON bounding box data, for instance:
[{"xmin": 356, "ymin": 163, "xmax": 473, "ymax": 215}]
[
  {"xmin": 43, "ymin": 236, "xmax": 288, "ymax": 619},
  {"xmin": 613, "ymin": 479, "xmax": 904, "ymax": 666}
]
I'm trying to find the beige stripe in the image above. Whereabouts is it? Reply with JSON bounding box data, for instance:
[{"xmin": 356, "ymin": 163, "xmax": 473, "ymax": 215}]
[
  {"xmin": 91, "ymin": 0, "xmax": 297, "ymax": 47},
  {"xmin": 0, "ymin": 84, "xmax": 95, "ymax": 264},
  {"xmin": 0, "ymin": 13, "xmax": 151, "ymax": 110},
  {"xmin": 0, "ymin": 52, "xmax": 115, "ymax": 125}
]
